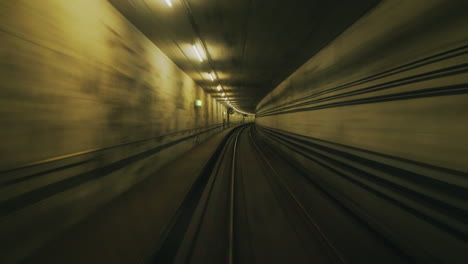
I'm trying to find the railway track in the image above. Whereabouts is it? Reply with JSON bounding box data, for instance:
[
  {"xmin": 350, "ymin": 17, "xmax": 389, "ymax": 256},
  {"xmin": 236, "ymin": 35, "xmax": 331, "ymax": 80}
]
[{"xmin": 152, "ymin": 124, "xmax": 413, "ymax": 264}]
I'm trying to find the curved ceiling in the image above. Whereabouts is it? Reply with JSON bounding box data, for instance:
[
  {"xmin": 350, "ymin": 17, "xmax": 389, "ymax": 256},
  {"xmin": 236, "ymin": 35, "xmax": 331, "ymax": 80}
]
[{"xmin": 109, "ymin": 0, "xmax": 380, "ymax": 113}]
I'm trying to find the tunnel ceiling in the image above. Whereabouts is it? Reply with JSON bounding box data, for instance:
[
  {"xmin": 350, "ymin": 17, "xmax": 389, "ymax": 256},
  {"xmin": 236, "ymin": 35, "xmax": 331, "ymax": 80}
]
[{"xmin": 109, "ymin": 0, "xmax": 380, "ymax": 113}]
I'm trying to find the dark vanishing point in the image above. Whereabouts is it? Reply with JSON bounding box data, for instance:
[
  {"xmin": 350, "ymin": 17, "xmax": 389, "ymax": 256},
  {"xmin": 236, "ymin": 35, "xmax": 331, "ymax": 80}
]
[{"xmin": 1, "ymin": 0, "xmax": 467, "ymax": 263}]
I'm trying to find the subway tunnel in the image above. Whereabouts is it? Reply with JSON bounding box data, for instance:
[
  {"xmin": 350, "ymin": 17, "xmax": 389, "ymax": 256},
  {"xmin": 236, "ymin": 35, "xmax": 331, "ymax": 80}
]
[{"xmin": 1, "ymin": 0, "xmax": 468, "ymax": 263}]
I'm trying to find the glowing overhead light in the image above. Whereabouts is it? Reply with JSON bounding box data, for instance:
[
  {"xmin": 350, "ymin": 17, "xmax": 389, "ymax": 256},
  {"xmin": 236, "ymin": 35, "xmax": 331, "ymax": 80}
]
[
  {"xmin": 209, "ymin": 73, "xmax": 215, "ymax": 81},
  {"xmin": 164, "ymin": 0, "xmax": 172, "ymax": 7},
  {"xmin": 192, "ymin": 45, "xmax": 203, "ymax": 62},
  {"xmin": 195, "ymin": 99, "xmax": 202, "ymax": 107},
  {"xmin": 216, "ymin": 85, "xmax": 222, "ymax": 91},
  {"xmin": 221, "ymin": 92, "xmax": 225, "ymax": 97}
]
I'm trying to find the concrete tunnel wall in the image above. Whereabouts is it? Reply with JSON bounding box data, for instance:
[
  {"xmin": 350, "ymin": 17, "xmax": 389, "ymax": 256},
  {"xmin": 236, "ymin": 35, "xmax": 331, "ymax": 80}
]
[
  {"xmin": 0, "ymin": 0, "xmax": 231, "ymax": 262},
  {"xmin": 255, "ymin": 0, "xmax": 468, "ymax": 261},
  {"xmin": 256, "ymin": 0, "xmax": 468, "ymax": 171}
]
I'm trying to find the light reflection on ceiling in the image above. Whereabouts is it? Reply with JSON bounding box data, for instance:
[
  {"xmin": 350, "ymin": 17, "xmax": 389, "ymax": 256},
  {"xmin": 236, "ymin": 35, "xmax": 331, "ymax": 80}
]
[{"xmin": 109, "ymin": 0, "xmax": 380, "ymax": 114}]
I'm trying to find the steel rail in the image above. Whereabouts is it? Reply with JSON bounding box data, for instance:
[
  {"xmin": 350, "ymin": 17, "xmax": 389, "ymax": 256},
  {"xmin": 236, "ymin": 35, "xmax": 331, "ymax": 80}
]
[{"xmin": 228, "ymin": 127, "xmax": 242, "ymax": 264}]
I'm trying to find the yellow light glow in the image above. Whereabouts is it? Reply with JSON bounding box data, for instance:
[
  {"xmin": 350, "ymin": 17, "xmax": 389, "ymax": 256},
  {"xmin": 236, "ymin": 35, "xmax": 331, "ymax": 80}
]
[
  {"xmin": 192, "ymin": 45, "xmax": 203, "ymax": 62},
  {"xmin": 222, "ymin": 92, "xmax": 225, "ymax": 97},
  {"xmin": 164, "ymin": 0, "xmax": 172, "ymax": 7},
  {"xmin": 209, "ymin": 73, "xmax": 215, "ymax": 81},
  {"xmin": 195, "ymin": 99, "xmax": 202, "ymax": 106},
  {"xmin": 216, "ymin": 85, "xmax": 222, "ymax": 91}
]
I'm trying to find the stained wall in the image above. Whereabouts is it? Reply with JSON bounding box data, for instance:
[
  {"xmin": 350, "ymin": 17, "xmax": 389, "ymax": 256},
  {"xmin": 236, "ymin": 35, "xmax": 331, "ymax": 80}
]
[{"xmin": 0, "ymin": 0, "xmax": 227, "ymax": 262}]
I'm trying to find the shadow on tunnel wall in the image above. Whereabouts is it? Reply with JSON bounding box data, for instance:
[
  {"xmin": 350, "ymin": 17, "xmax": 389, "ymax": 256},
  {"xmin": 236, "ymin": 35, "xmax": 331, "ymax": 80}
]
[
  {"xmin": 255, "ymin": 0, "xmax": 468, "ymax": 262},
  {"xmin": 0, "ymin": 1, "xmax": 229, "ymax": 263}
]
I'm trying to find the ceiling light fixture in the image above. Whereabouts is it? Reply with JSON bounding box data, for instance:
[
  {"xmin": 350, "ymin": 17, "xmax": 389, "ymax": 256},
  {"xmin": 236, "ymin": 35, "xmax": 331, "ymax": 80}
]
[
  {"xmin": 222, "ymin": 92, "xmax": 225, "ymax": 97},
  {"xmin": 192, "ymin": 45, "xmax": 203, "ymax": 62},
  {"xmin": 209, "ymin": 73, "xmax": 215, "ymax": 81},
  {"xmin": 216, "ymin": 85, "xmax": 222, "ymax": 91},
  {"xmin": 164, "ymin": 0, "xmax": 172, "ymax": 7}
]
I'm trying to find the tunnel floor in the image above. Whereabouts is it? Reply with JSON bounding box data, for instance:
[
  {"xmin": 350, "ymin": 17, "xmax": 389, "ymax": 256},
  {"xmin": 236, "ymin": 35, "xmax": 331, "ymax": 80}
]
[
  {"xmin": 152, "ymin": 125, "xmax": 409, "ymax": 263},
  {"xmin": 26, "ymin": 124, "xmax": 415, "ymax": 264}
]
